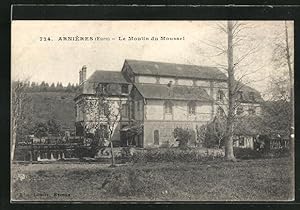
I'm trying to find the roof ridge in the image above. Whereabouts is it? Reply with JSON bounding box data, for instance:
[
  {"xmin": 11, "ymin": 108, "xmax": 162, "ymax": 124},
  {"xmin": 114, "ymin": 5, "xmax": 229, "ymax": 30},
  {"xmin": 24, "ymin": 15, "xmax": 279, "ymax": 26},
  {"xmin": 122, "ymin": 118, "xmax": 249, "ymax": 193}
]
[
  {"xmin": 125, "ymin": 59, "xmax": 218, "ymax": 69},
  {"xmin": 93, "ymin": 70, "xmax": 121, "ymax": 73}
]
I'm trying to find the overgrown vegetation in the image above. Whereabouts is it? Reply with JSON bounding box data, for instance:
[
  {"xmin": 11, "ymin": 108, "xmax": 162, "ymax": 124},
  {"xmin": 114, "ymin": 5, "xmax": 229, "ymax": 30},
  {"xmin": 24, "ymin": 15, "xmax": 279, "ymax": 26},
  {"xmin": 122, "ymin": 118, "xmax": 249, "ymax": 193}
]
[
  {"xmin": 128, "ymin": 148, "xmax": 224, "ymax": 163},
  {"xmin": 11, "ymin": 157, "xmax": 293, "ymax": 201},
  {"xmin": 173, "ymin": 127, "xmax": 196, "ymax": 149}
]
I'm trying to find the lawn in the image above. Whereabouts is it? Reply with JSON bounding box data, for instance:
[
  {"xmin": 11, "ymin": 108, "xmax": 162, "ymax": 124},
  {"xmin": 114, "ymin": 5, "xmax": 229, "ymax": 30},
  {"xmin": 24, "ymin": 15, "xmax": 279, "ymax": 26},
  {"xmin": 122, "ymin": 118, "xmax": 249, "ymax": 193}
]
[{"xmin": 11, "ymin": 157, "xmax": 294, "ymax": 202}]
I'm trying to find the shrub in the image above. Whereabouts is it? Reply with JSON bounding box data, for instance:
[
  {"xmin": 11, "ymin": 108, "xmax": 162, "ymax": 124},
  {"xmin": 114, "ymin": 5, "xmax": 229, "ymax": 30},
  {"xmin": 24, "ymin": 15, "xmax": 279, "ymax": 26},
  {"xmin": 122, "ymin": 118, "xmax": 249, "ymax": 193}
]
[
  {"xmin": 173, "ymin": 127, "xmax": 195, "ymax": 149},
  {"xmin": 233, "ymin": 148, "xmax": 262, "ymax": 159},
  {"xmin": 100, "ymin": 168, "xmax": 178, "ymax": 199},
  {"xmin": 130, "ymin": 148, "xmax": 224, "ymax": 163},
  {"xmin": 233, "ymin": 147, "xmax": 290, "ymax": 159}
]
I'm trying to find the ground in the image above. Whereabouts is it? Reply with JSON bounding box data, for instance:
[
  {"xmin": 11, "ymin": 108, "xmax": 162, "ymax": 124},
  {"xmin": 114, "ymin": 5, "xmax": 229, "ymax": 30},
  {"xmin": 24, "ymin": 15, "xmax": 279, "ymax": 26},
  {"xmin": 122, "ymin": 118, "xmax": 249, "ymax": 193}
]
[{"xmin": 11, "ymin": 157, "xmax": 294, "ymax": 202}]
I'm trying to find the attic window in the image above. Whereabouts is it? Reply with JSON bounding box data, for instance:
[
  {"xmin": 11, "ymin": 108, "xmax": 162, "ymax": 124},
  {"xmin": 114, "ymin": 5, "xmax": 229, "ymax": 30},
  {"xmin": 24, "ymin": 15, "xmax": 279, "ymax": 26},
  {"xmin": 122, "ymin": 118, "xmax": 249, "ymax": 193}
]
[
  {"xmin": 121, "ymin": 84, "xmax": 129, "ymax": 94},
  {"xmin": 237, "ymin": 91, "xmax": 243, "ymax": 101},
  {"xmin": 96, "ymin": 83, "xmax": 107, "ymax": 94},
  {"xmin": 249, "ymin": 92, "xmax": 255, "ymax": 101},
  {"xmin": 237, "ymin": 106, "xmax": 243, "ymax": 115}
]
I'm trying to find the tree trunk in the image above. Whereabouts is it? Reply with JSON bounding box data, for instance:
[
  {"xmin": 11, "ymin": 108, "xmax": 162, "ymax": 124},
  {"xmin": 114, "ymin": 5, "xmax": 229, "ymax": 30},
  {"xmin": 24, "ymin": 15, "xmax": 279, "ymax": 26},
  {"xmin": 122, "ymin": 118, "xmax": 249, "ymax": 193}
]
[
  {"xmin": 284, "ymin": 21, "xmax": 294, "ymax": 156},
  {"xmin": 11, "ymin": 121, "xmax": 17, "ymax": 162},
  {"xmin": 110, "ymin": 135, "xmax": 115, "ymax": 166},
  {"xmin": 225, "ymin": 21, "xmax": 236, "ymax": 161}
]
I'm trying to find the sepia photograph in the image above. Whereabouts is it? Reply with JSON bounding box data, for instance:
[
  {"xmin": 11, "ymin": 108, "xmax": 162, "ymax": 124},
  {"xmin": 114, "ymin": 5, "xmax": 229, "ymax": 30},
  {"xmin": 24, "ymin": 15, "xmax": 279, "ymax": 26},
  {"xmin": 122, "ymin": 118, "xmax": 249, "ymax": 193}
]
[{"xmin": 11, "ymin": 20, "xmax": 294, "ymax": 202}]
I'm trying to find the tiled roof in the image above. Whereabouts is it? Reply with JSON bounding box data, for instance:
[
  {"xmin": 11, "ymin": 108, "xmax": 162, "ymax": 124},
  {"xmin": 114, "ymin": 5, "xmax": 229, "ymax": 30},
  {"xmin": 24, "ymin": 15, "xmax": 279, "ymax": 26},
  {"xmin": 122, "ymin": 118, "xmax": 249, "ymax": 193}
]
[
  {"xmin": 76, "ymin": 71, "xmax": 129, "ymax": 96},
  {"xmin": 125, "ymin": 59, "xmax": 227, "ymax": 81},
  {"xmin": 87, "ymin": 71, "xmax": 129, "ymax": 84},
  {"xmin": 134, "ymin": 83, "xmax": 212, "ymax": 101},
  {"xmin": 235, "ymin": 81, "xmax": 264, "ymax": 103}
]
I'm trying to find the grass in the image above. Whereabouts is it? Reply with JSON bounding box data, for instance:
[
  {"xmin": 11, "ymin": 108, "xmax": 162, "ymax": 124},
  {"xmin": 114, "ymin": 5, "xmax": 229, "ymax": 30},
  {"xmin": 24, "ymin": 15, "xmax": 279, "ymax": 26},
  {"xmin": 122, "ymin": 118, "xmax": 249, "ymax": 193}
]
[{"xmin": 11, "ymin": 157, "xmax": 294, "ymax": 202}]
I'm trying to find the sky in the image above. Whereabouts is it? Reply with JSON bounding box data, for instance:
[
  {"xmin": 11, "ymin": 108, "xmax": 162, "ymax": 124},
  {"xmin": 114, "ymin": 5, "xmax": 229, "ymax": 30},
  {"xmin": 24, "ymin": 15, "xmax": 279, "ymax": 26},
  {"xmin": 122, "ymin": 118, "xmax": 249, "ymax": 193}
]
[{"xmin": 11, "ymin": 20, "xmax": 293, "ymax": 96}]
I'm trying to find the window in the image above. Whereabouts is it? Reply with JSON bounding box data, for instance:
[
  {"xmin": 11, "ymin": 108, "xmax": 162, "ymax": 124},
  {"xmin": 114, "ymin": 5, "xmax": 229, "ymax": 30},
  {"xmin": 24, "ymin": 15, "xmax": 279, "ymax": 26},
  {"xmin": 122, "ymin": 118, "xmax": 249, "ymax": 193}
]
[
  {"xmin": 239, "ymin": 137, "xmax": 245, "ymax": 146},
  {"xmin": 217, "ymin": 90, "xmax": 224, "ymax": 101},
  {"xmin": 164, "ymin": 101, "xmax": 173, "ymax": 114},
  {"xmin": 248, "ymin": 107, "xmax": 256, "ymax": 115},
  {"xmin": 122, "ymin": 103, "xmax": 129, "ymax": 118},
  {"xmin": 237, "ymin": 91, "xmax": 243, "ymax": 101},
  {"xmin": 154, "ymin": 130, "xmax": 159, "ymax": 145},
  {"xmin": 96, "ymin": 83, "xmax": 108, "ymax": 94},
  {"xmin": 237, "ymin": 106, "xmax": 244, "ymax": 115},
  {"xmin": 188, "ymin": 101, "xmax": 196, "ymax": 115},
  {"xmin": 131, "ymin": 102, "xmax": 135, "ymax": 119},
  {"xmin": 121, "ymin": 84, "xmax": 129, "ymax": 94},
  {"xmin": 249, "ymin": 92, "xmax": 255, "ymax": 101},
  {"xmin": 217, "ymin": 107, "xmax": 224, "ymax": 117},
  {"xmin": 137, "ymin": 101, "xmax": 140, "ymax": 111}
]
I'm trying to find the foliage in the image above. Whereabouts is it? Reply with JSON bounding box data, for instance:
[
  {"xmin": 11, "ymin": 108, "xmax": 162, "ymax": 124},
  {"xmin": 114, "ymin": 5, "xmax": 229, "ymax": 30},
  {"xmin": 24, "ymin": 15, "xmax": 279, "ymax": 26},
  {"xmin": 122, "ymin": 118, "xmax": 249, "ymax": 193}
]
[
  {"xmin": 22, "ymin": 80, "xmax": 79, "ymax": 93},
  {"xmin": 202, "ymin": 117, "xmax": 226, "ymax": 149},
  {"xmin": 101, "ymin": 168, "xmax": 178, "ymax": 199},
  {"xmin": 31, "ymin": 119, "xmax": 62, "ymax": 138},
  {"xmin": 74, "ymin": 146, "xmax": 97, "ymax": 158},
  {"xmin": 261, "ymin": 100, "xmax": 291, "ymax": 136},
  {"xmin": 46, "ymin": 119, "xmax": 61, "ymax": 136},
  {"xmin": 130, "ymin": 148, "xmax": 224, "ymax": 163},
  {"xmin": 233, "ymin": 147, "xmax": 290, "ymax": 159},
  {"xmin": 32, "ymin": 122, "xmax": 48, "ymax": 139},
  {"xmin": 173, "ymin": 127, "xmax": 195, "ymax": 149}
]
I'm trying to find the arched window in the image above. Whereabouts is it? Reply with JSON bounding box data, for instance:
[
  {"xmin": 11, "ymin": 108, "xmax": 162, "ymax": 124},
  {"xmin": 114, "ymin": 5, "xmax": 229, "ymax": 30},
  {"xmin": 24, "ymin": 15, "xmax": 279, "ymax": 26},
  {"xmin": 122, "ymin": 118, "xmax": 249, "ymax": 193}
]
[
  {"xmin": 217, "ymin": 90, "xmax": 224, "ymax": 101},
  {"xmin": 249, "ymin": 92, "xmax": 255, "ymax": 101},
  {"xmin": 188, "ymin": 101, "xmax": 196, "ymax": 115},
  {"xmin": 164, "ymin": 101, "xmax": 173, "ymax": 114}
]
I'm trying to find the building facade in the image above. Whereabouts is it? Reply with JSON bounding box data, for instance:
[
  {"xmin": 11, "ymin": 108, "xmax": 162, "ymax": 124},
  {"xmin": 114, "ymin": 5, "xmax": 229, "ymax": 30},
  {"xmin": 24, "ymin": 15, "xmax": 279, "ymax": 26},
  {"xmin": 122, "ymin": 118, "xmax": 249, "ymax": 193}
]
[{"xmin": 74, "ymin": 59, "xmax": 263, "ymax": 148}]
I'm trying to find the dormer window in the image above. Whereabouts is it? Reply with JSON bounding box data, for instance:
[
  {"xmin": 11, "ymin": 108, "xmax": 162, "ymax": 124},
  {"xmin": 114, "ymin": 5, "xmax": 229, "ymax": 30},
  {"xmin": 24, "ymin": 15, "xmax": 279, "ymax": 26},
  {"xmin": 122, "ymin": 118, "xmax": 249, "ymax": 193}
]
[
  {"xmin": 237, "ymin": 91, "xmax": 243, "ymax": 101},
  {"xmin": 217, "ymin": 90, "xmax": 225, "ymax": 101},
  {"xmin": 188, "ymin": 101, "xmax": 196, "ymax": 115},
  {"xmin": 249, "ymin": 92, "xmax": 255, "ymax": 101},
  {"xmin": 96, "ymin": 83, "xmax": 107, "ymax": 94},
  {"xmin": 121, "ymin": 84, "xmax": 129, "ymax": 94}
]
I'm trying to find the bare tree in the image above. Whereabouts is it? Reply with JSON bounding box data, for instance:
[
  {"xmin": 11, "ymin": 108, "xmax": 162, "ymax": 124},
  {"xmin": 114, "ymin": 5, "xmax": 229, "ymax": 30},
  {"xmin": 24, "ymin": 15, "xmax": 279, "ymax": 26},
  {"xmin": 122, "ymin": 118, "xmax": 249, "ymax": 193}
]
[
  {"xmin": 81, "ymin": 83, "xmax": 125, "ymax": 166},
  {"xmin": 193, "ymin": 21, "xmax": 265, "ymax": 160},
  {"xmin": 11, "ymin": 80, "xmax": 30, "ymax": 161},
  {"xmin": 269, "ymin": 21, "xmax": 294, "ymax": 150}
]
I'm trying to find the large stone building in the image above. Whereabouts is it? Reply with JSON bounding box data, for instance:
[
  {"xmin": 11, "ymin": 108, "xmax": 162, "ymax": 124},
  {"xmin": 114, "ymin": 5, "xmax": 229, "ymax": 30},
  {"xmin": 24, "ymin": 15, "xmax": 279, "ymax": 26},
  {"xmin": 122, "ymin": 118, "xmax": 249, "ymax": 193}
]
[{"xmin": 74, "ymin": 59, "xmax": 263, "ymax": 148}]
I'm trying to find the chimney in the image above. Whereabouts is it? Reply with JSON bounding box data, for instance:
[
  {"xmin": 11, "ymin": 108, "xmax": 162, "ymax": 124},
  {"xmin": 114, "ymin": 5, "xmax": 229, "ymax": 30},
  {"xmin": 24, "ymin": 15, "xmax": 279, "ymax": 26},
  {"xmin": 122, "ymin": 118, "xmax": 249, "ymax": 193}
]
[
  {"xmin": 82, "ymin": 65, "xmax": 87, "ymax": 83},
  {"xmin": 79, "ymin": 65, "xmax": 87, "ymax": 85},
  {"xmin": 79, "ymin": 69, "xmax": 83, "ymax": 84}
]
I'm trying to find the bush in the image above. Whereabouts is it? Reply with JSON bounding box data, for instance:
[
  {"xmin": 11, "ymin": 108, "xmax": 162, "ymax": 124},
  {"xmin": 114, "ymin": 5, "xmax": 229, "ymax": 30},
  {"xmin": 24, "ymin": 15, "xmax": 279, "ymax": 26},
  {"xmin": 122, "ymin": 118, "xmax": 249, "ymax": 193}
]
[
  {"xmin": 130, "ymin": 148, "xmax": 224, "ymax": 163},
  {"xmin": 100, "ymin": 168, "xmax": 178, "ymax": 199},
  {"xmin": 173, "ymin": 127, "xmax": 195, "ymax": 149},
  {"xmin": 233, "ymin": 147, "xmax": 290, "ymax": 159},
  {"xmin": 233, "ymin": 148, "xmax": 262, "ymax": 159}
]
